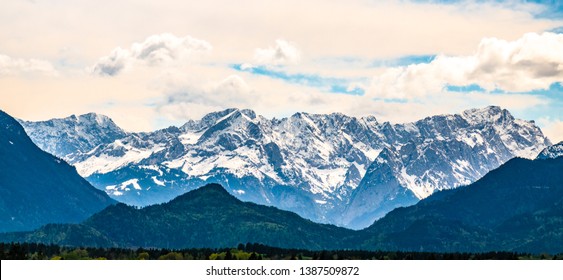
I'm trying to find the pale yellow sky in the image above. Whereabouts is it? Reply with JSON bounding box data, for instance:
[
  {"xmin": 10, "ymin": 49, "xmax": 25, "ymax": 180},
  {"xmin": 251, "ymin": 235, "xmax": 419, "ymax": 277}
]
[{"xmin": 0, "ymin": 0, "xmax": 562, "ymax": 141}]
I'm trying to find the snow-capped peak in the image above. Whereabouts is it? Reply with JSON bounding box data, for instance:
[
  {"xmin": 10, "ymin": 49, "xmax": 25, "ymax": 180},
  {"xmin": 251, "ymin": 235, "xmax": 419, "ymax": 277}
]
[
  {"xmin": 20, "ymin": 112, "xmax": 127, "ymax": 162},
  {"xmin": 180, "ymin": 108, "xmax": 258, "ymax": 132},
  {"xmin": 461, "ymin": 105, "xmax": 504, "ymax": 124},
  {"xmin": 77, "ymin": 112, "xmax": 112, "ymax": 125}
]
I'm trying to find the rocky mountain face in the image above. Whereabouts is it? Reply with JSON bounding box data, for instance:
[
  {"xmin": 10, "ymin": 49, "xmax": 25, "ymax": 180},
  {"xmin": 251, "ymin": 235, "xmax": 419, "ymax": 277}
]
[
  {"xmin": 20, "ymin": 106, "xmax": 551, "ymax": 229},
  {"xmin": 0, "ymin": 111, "xmax": 115, "ymax": 233}
]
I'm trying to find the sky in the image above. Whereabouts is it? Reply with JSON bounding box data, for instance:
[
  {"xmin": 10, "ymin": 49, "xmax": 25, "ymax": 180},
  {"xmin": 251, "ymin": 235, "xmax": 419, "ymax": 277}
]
[{"xmin": 0, "ymin": 0, "xmax": 562, "ymax": 142}]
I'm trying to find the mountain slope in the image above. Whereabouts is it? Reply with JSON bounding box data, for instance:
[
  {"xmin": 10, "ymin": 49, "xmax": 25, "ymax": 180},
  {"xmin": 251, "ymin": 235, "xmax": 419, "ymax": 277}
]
[
  {"xmin": 21, "ymin": 106, "xmax": 551, "ymax": 228},
  {"xmin": 3, "ymin": 184, "xmax": 354, "ymax": 250},
  {"xmin": 0, "ymin": 110, "xmax": 116, "ymax": 233},
  {"xmin": 360, "ymin": 156, "xmax": 563, "ymax": 253}
]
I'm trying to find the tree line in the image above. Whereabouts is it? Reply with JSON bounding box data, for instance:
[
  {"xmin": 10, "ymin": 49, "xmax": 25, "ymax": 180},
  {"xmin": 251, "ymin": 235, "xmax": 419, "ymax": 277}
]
[{"xmin": 1, "ymin": 242, "xmax": 561, "ymax": 260}]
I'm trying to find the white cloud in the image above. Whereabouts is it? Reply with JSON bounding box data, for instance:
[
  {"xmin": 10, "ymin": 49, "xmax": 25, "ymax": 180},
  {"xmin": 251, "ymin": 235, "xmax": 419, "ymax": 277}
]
[
  {"xmin": 90, "ymin": 47, "xmax": 130, "ymax": 76},
  {"xmin": 91, "ymin": 33, "xmax": 212, "ymax": 76},
  {"xmin": 158, "ymin": 102, "xmax": 223, "ymax": 122},
  {"xmin": 158, "ymin": 74, "xmax": 257, "ymax": 119},
  {"xmin": 368, "ymin": 32, "xmax": 563, "ymax": 99},
  {"xmin": 151, "ymin": 63, "xmax": 548, "ymax": 130},
  {"xmin": 254, "ymin": 39, "xmax": 301, "ymax": 65},
  {"xmin": 0, "ymin": 54, "xmax": 58, "ymax": 77}
]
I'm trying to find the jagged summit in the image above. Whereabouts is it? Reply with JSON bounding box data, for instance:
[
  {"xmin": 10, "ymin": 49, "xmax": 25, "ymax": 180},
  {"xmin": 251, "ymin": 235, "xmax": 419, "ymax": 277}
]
[
  {"xmin": 20, "ymin": 112, "xmax": 127, "ymax": 159},
  {"xmin": 73, "ymin": 113, "xmax": 120, "ymax": 129},
  {"xmin": 181, "ymin": 108, "xmax": 258, "ymax": 132}
]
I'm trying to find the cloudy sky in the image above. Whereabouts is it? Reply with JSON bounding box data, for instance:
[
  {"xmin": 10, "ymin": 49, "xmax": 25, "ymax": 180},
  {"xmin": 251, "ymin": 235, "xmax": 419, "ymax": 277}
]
[{"xmin": 1, "ymin": 0, "xmax": 562, "ymax": 142}]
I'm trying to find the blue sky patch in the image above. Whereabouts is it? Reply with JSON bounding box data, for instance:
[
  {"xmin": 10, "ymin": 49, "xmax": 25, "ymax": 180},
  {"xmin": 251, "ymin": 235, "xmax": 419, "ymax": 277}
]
[
  {"xmin": 493, "ymin": 82, "xmax": 563, "ymax": 97},
  {"xmin": 371, "ymin": 54, "xmax": 436, "ymax": 68},
  {"xmin": 232, "ymin": 64, "xmax": 366, "ymax": 95},
  {"xmin": 527, "ymin": 82, "xmax": 563, "ymax": 99},
  {"xmin": 412, "ymin": 0, "xmax": 563, "ymax": 19},
  {"xmin": 548, "ymin": 26, "xmax": 563, "ymax": 33},
  {"xmin": 372, "ymin": 97, "xmax": 409, "ymax": 104},
  {"xmin": 445, "ymin": 84, "xmax": 486, "ymax": 93}
]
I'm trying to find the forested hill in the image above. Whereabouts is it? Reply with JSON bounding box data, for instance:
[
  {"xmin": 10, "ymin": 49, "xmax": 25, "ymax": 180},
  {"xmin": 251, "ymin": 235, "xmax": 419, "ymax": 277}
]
[
  {"xmin": 2, "ymin": 184, "xmax": 354, "ymax": 250},
  {"xmin": 360, "ymin": 156, "xmax": 563, "ymax": 254}
]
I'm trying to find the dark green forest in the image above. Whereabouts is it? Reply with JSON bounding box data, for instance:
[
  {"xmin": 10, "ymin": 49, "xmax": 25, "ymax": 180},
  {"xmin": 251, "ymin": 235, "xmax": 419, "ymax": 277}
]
[
  {"xmin": 359, "ymin": 157, "xmax": 563, "ymax": 254},
  {"xmin": 3, "ymin": 242, "xmax": 561, "ymax": 260},
  {"xmin": 1, "ymin": 184, "xmax": 354, "ymax": 250}
]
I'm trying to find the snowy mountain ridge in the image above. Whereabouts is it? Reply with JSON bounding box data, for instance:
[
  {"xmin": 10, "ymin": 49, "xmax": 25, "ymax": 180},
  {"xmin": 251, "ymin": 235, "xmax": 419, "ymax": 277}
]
[
  {"xmin": 21, "ymin": 106, "xmax": 551, "ymax": 229},
  {"xmin": 536, "ymin": 141, "xmax": 563, "ymax": 160}
]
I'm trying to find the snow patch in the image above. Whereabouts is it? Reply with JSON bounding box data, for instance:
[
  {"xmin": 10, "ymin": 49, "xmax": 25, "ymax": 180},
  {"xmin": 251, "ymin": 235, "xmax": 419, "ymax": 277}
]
[
  {"xmin": 455, "ymin": 159, "xmax": 470, "ymax": 171},
  {"xmin": 122, "ymin": 179, "xmax": 142, "ymax": 190},
  {"xmin": 308, "ymin": 167, "xmax": 348, "ymax": 193},
  {"xmin": 514, "ymin": 145, "xmax": 543, "ymax": 160},
  {"xmin": 109, "ymin": 179, "xmax": 142, "ymax": 192},
  {"xmin": 75, "ymin": 144, "xmax": 165, "ymax": 177},
  {"xmin": 399, "ymin": 167, "xmax": 433, "ymax": 199},
  {"xmin": 152, "ymin": 176, "xmax": 165, "ymax": 186},
  {"xmin": 364, "ymin": 148, "xmax": 382, "ymax": 161},
  {"xmin": 179, "ymin": 131, "xmax": 204, "ymax": 145},
  {"xmin": 139, "ymin": 165, "xmax": 164, "ymax": 176}
]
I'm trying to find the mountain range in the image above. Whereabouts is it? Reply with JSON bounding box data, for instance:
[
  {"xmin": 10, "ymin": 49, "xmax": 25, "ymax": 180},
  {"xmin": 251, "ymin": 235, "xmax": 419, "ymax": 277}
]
[
  {"xmin": 0, "ymin": 110, "xmax": 115, "ymax": 233},
  {"xmin": 21, "ymin": 106, "xmax": 551, "ymax": 229},
  {"xmin": 1, "ymin": 104, "xmax": 560, "ymax": 253}
]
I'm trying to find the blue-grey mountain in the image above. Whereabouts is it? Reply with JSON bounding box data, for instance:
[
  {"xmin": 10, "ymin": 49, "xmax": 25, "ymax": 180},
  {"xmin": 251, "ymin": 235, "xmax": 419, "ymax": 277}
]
[{"xmin": 0, "ymin": 110, "xmax": 115, "ymax": 233}]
